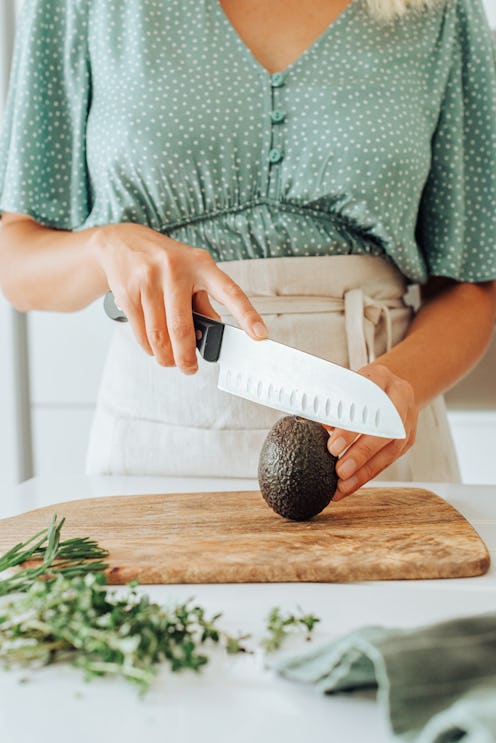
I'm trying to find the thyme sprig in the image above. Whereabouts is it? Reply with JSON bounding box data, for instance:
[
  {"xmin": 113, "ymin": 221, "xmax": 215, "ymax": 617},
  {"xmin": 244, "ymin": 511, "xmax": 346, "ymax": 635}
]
[
  {"xmin": 261, "ymin": 606, "xmax": 321, "ymax": 653},
  {"xmin": 0, "ymin": 514, "xmax": 109, "ymax": 596},
  {"xmin": 0, "ymin": 572, "xmax": 250, "ymax": 693}
]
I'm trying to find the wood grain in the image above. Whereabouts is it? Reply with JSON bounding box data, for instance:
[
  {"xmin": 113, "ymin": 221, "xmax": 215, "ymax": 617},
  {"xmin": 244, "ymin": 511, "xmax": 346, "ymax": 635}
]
[{"xmin": 0, "ymin": 488, "xmax": 490, "ymax": 583}]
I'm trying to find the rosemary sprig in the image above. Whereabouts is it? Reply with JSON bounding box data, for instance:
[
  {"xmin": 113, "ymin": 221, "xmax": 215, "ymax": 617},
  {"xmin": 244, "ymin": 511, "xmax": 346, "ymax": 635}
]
[
  {"xmin": 0, "ymin": 514, "xmax": 109, "ymax": 596},
  {"xmin": 261, "ymin": 606, "xmax": 321, "ymax": 653}
]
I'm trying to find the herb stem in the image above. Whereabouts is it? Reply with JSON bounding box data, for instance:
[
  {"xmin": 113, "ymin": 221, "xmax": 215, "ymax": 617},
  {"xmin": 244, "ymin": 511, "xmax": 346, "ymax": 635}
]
[{"xmin": 0, "ymin": 514, "xmax": 109, "ymax": 597}]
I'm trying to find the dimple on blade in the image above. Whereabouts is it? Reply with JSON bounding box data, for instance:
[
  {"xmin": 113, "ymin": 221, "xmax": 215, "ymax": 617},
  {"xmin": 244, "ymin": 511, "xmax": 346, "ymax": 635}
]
[
  {"xmin": 218, "ymin": 366, "xmax": 386, "ymax": 435},
  {"xmin": 215, "ymin": 325, "xmax": 405, "ymax": 438}
]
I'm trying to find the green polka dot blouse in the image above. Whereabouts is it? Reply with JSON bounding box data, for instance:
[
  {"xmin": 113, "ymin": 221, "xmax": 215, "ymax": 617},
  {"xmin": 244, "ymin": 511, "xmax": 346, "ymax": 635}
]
[{"xmin": 0, "ymin": 0, "xmax": 495, "ymax": 283}]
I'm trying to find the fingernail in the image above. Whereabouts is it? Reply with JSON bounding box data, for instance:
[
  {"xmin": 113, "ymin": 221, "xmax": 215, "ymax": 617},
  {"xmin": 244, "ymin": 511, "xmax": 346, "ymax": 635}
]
[
  {"xmin": 328, "ymin": 437, "xmax": 346, "ymax": 456},
  {"xmin": 337, "ymin": 458, "xmax": 356, "ymax": 479},
  {"xmin": 184, "ymin": 365, "xmax": 198, "ymax": 375},
  {"xmin": 253, "ymin": 322, "xmax": 268, "ymax": 339}
]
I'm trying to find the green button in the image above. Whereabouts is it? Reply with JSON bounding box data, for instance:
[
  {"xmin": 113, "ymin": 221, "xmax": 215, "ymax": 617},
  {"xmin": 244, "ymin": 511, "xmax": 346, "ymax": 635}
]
[
  {"xmin": 270, "ymin": 109, "xmax": 286, "ymax": 124},
  {"xmin": 268, "ymin": 147, "xmax": 283, "ymax": 163},
  {"xmin": 271, "ymin": 72, "xmax": 285, "ymax": 87}
]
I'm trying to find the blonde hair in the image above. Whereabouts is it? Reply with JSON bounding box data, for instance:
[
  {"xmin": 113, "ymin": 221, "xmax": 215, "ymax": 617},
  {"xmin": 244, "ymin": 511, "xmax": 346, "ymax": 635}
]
[{"xmin": 366, "ymin": 0, "xmax": 447, "ymax": 23}]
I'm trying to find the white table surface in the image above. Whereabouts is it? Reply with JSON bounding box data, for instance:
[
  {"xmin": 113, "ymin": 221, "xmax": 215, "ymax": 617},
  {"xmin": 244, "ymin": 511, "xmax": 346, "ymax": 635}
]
[{"xmin": 1, "ymin": 476, "xmax": 495, "ymax": 743}]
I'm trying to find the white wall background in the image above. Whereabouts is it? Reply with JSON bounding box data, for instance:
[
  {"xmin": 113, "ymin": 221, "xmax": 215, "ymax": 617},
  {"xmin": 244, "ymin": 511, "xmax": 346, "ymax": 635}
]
[{"xmin": 1, "ymin": 0, "xmax": 496, "ymax": 490}]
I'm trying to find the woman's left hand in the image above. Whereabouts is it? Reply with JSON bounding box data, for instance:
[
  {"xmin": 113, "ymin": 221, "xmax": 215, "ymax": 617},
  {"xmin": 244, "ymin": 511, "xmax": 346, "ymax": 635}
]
[{"xmin": 324, "ymin": 363, "xmax": 419, "ymax": 499}]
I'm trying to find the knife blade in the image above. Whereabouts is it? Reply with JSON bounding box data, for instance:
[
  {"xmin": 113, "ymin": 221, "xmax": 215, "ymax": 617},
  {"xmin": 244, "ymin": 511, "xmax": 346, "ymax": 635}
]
[{"xmin": 103, "ymin": 291, "xmax": 405, "ymax": 439}]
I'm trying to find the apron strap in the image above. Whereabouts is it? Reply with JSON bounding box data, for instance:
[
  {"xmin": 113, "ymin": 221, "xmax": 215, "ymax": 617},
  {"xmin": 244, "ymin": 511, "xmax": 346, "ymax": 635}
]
[{"xmin": 344, "ymin": 289, "xmax": 394, "ymax": 371}]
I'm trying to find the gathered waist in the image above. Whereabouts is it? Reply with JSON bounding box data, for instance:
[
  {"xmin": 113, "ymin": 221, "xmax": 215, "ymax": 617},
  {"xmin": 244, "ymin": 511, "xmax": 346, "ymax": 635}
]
[
  {"xmin": 162, "ymin": 196, "xmax": 349, "ymax": 233},
  {"xmin": 161, "ymin": 202, "xmax": 386, "ymax": 263}
]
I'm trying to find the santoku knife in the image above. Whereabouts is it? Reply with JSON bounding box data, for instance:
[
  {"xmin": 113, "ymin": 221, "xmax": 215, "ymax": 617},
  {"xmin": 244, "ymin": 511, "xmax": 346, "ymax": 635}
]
[{"xmin": 104, "ymin": 291, "xmax": 405, "ymax": 439}]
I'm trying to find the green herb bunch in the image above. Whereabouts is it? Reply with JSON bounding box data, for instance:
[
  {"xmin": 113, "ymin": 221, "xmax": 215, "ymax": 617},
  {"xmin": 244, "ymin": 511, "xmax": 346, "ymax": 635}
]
[{"xmin": 0, "ymin": 571, "xmax": 249, "ymax": 693}]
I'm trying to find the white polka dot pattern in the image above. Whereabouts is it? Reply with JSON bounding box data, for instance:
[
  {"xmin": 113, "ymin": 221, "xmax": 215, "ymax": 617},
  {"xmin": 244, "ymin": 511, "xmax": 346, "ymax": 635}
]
[{"xmin": 0, "ymin": 0, "xmax": 495, "ymax": 283}]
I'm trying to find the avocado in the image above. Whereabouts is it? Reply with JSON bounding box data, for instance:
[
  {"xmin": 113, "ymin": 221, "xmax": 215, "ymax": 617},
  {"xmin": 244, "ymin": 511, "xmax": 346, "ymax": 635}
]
[{"xmin": 258, "ymin": 415, "xmax": 338, "ymax": 521}]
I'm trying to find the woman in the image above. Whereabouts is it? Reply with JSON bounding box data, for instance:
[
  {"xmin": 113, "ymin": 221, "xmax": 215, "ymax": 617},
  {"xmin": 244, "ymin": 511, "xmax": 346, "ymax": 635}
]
[{"xmin": 0, "ymin": 0, "xmax": 495, "ymax": 497}]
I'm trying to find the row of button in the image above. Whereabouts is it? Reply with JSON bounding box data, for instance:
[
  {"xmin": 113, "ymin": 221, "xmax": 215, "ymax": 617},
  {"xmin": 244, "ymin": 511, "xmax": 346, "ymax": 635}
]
[
  {"xmin": 271, "ymin": 72, "xmax": 285, "ymax": 87},
  {"xmin": 271, "ymin": 109, "xmax": 286, "ymax": 124},
  {"xmin": 269, "ymin": 73, "xmax": 286, "ymax": 167}
]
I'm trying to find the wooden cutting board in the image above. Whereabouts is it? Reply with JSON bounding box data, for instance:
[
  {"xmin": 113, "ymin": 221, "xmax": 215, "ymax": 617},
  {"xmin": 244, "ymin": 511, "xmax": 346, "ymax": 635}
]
[{"xmin": 0, "ymin": 488, "xmax": 490, "ymax": 583}]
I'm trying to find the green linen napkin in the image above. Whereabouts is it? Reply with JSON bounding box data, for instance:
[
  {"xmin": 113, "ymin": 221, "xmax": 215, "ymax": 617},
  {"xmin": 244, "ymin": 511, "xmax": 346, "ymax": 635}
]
[{"xmin": 273, "ymin": 613, "xmax": 496, "ymax": 742}]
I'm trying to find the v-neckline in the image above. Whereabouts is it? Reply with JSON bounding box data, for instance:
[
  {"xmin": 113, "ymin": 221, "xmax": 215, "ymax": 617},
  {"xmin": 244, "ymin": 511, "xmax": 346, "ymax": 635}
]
[{"xmin": 213, "ymin": 0, "xmax": 360, "ymax": 77}]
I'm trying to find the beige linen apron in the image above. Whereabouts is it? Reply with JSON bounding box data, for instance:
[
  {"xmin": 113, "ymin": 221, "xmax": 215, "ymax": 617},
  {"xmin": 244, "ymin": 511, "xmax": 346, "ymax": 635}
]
[{"xmin": 85, "ymin": 255, "xmax": 460, "ymax": 481}]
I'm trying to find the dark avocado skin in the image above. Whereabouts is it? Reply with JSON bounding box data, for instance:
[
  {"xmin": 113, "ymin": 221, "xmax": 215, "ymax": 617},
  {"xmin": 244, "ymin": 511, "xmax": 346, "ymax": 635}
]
[{"xmin": 258, "ymin": 416, "xmax": 338, "ymax": 521}]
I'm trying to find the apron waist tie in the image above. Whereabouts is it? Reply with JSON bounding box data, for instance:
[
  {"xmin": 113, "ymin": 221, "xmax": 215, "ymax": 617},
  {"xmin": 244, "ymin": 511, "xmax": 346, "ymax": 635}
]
[
  {"xmin": 344, "ymin": 289, "xmax": 396, "ymax": 371},
  {"xmin": 216, "ymin": 292, "xmax": 404, "ymax": 372}
]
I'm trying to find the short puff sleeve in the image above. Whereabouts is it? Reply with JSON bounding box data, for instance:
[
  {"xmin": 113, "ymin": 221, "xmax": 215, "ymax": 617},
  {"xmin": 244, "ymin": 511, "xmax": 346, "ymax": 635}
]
[
  {"xmin": 415, "ymin": 0, "xmax": 496, "ymax": 283},
  {"xmin": 0, "ymin": 0, "xmax": 91, "ymax": 229}
]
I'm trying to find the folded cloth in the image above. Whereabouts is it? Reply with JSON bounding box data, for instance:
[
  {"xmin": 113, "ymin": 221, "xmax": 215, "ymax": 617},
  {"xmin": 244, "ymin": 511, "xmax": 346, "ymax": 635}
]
[{"xmin": 273, "ymin": 613, "xmax": 496, "ymax": 742}]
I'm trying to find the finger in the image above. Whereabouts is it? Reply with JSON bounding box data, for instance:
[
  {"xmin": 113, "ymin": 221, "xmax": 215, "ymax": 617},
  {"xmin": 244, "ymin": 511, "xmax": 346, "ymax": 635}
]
[
  {"xmin": 329, "ymin": 369, "xmax": 411, "ymax": 455},
  {"xmin": 113, "ymin": 289, "xmax": 153, "ymax": 357},
  {"xmin": 333, "ymin": 378, "xmax": 411, "ymax": 484},
  {"xmin": 334, "ymin": 430, "xmax": 415, "ymax": 500},
  {"xmin": 335, "ymin": 431, "xmax": 396, "ymax": 481},
  {"xmin": 335, "ymin": 400, "xmax": 416, "ymax": 500},
  {"xmin": 327, "ymin": 428, "xmax": 360, "ymax": 457},
  {"xmin": 140, "ymin": 285, "xmax": 174, "ymax": 366},
  {"xmin": 192, "ymin": 290, "xmax": 222, "ymax": 320},
  {"xmin": 334, "ymin": 436, "xmax": 399, "ymax": 498},
  {"xmin": 205, "ymin": 268, "xmax": 269, "ymax": 340},
  {"xmin": 163, "ymin": 283, "xmax": 199, "ymax": 374}
]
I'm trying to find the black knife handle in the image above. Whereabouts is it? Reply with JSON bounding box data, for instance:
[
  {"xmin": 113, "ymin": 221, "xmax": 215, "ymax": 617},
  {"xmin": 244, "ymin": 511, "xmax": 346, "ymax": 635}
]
[
  {"xmin": 103, "ymin": 291, "xmax": 224, "ymax": 362},
  {"xmin": 192, "ymin": 312, "xmax": 224, "ymax": 362}
]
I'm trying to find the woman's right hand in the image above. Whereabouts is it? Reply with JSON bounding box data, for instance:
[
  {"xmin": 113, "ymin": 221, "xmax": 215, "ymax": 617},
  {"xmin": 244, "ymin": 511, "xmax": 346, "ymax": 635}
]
[{"xmin": 91, "ymin": 222, "xmax": 269, "ymax": 374}]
